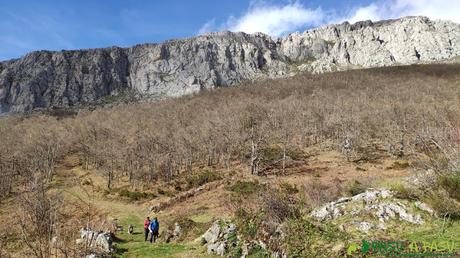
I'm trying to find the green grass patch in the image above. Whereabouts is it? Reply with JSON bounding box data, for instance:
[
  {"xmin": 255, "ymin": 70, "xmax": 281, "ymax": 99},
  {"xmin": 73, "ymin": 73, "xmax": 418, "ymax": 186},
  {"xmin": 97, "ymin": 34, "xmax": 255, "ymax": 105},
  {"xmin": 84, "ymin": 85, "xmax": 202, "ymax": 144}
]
[
  {"xmin": 226, "ymin": 180, "xmax": 266, "ymax": 195},
  {"xmin": 403, "ymin": 219, "xmax": 460, "ymax": 243},
  {"xmin": 186, "ymin": 170, "xmax": 221, "ymax": 188},
  {"xmin": 283, "ymin": 217, "xmax": 348, "ymax": 257},
  {"xmin": 115, "ymin": 242, "xmax": 194, "ymax": 258},
  {"xmin": 190, "ymin": 212, "xmax": 213, "ymax": 224},
  {"xmin": 114, "ymin": 215, "xmax": 210, "ymax": 257},
  {"xmin": 118, "ymin": 189, "xmax": 157, "ymax": 201}
]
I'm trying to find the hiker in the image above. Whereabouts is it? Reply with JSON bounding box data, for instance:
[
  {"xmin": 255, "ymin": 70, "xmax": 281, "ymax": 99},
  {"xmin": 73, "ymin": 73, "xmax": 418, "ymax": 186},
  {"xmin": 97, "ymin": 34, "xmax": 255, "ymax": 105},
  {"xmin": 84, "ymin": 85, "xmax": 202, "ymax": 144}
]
[
  {"xmin": 149, "ymin": 217, "xmax": 159, "ymax": 243},
  {"xmin": 143, "ymin": 217, "xmax": 151, "ymax": 241}
]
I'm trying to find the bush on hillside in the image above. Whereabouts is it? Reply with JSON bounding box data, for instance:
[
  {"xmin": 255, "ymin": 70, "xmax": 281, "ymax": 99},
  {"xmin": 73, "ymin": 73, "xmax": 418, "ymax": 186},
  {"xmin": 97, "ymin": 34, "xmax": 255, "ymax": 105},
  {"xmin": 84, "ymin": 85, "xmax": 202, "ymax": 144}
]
[
  {"xmin": 226, "ymin": 180, "xmax": 266, "ymax": 195},
  {"xmin": 279, "ymin": 182, "xmax": 299, "ymax": 195},
  {"xmin": 389, "ymin": 183, "xmax": 420, "ymax": 200},
  {"xmin": 438, "ymin": 172, "xmax": 460, "ymax": 201},
  {"xmin": 118, "ymin": 189, "xmax": 157, "ymax": 201},
  {"xmin": 386, "ymin": 160, "xmax": 410, "ymax": 170},
  {"xmin": 186, "ymin": 170, "xmax": 221, "ymax": 188},
  {"xmin": 233, "ymin": 187, "xmax": 300, "ymax": 244},
  {"xmin": 283, "ymin": 217, "xmax": 348, "ymax": 257},
  {"xmin": 424, "ymin": 190, "xmax": 460, "ymax": 220},
  {"xmin": 344, "ymin": 180, "xmax": 367, "ymax": 196}
]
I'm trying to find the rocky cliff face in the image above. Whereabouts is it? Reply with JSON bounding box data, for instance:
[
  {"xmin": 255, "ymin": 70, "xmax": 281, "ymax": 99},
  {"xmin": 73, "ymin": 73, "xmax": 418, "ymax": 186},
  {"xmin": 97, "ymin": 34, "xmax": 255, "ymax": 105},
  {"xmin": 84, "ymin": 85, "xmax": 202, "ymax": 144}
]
[
  {"xmin": 0, "ymin": 48, "xmax": 130, "ymax": 113},
  {"xmin": 1, "ymin": 16, "xmax": 459, "ymax": 113},
  {"xmin": 281, "ymin": 16, "xmax": 460, "ymax": 73}
]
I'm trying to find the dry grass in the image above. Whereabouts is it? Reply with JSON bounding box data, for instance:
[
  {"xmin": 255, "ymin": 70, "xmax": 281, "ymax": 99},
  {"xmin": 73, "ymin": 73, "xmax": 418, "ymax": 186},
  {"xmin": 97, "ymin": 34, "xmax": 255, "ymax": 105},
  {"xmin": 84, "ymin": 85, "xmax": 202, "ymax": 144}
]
[{"xmin": 2, "ymin": 63, "xmax": 459, "ymax": 192}]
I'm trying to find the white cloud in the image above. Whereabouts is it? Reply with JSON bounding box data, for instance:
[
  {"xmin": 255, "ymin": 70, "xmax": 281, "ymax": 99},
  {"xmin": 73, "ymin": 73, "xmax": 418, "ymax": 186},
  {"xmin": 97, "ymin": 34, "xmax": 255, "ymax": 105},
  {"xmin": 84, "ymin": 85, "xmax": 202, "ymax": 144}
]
[
  {"xmin": 198, "ymin": 0, "xmax": 460, "ymax": 37},
  {"xmin": 225, "ymin": 2, "xmax": 324, "ymax": 37},
  {"xmin": 200, "ymin": 1, "xmax": 325, "ymax": 37},
  {"xmin": 346, "ymin": 4, "xmax": 381, "ymax": 23},
  {"xmin": 346, "ymin": 0, "xmax": 460, "ymax": 24},
  {"xmin": 198, "ymin": 19, "xmax": 216, "ymax": 35}
]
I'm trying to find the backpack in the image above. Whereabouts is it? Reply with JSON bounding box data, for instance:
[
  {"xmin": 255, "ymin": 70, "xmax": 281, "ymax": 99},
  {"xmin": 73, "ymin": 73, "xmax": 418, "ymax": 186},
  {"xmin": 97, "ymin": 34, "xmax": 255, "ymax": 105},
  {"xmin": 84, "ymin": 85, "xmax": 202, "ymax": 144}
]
[{"xmin": 150, "ymin": 221, "xmax": 158, "ymax": 232}]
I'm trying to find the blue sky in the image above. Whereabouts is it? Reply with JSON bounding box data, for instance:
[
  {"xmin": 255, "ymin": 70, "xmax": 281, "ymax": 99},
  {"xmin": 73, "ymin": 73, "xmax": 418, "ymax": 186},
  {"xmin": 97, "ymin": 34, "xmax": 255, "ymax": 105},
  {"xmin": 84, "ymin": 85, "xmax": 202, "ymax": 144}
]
[{"xmin": 1, "ymin": 0, "xmax": 459, "ymax": 61}]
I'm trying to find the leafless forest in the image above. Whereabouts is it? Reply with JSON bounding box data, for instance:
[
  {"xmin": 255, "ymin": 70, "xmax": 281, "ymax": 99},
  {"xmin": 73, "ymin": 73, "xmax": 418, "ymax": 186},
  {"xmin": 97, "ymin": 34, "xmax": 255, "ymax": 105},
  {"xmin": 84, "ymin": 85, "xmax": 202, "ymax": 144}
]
[
  {"xmin": 1, "ymin": 64, "xmax": 459, "ymax": 195},
  {"xmin": 1, "ymin": 64, "xmax": 460, "ymax": 257}
]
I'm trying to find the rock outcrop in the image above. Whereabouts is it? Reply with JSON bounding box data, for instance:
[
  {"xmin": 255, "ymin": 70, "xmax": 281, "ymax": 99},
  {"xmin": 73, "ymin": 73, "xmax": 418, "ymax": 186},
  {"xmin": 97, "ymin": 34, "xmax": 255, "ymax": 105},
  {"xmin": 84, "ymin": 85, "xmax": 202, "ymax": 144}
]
[
  {"xmin": 1, "ymin": 16, "xmax": 459, "ymax": 113},
  {"xmin": 310, "ymin": 189, "xmax": 435, "ymax": 233},
  {"xmin": 76, "ymin": 228, "xmax": 114, "ymax": 255},
  {"xmin": 201, "ymin": 220, "xmax": 238, "ymax": 256},
  {"xmin": 164, "ymin": 222, "xmax": 183, "ymax": 243},
  {"xmin": 200, "ymin": 220, "xmax": 285, "ymax": 257},
  {"xmin": 281, "ymin": 17, "xmax": 460, "ymax": 73}
]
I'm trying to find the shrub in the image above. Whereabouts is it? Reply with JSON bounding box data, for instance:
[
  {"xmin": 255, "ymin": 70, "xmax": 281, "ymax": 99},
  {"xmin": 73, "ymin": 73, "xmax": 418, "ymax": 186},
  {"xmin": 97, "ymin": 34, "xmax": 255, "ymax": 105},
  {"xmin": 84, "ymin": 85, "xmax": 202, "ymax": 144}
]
[
  {"xmin": 424, "ymin": 190, "xmax": 460, "ymax": 219},
  {"xmin": 118, "ymin": 189, "xmax": 156, "ymax": 201},
  {"xmin": 438, "ymin": 172, "xmax": 460, "ymax": 201},
  {"xmin": 386, "ymin": 160, "xmax": 410, "ymax": 170},
  {"xmin": 167, "ymin": 216, "xmax": 212, "ymax": 242},
  {"xmin": 186, "ymin": 170, "xmax": 221, "ymax": 188},
  {"xmin": 234, "ymin": 208, "xmax": 264, "ymax": 239},
  {"xmin": 174, "ymin": 218, "xmax": 196, "ymax": 240},
  {"xmin": 283, "ymin": 218, "xmax": 347, "ymax": 257},
  {"xmin": 157, "ymin": 188, "xmax": 166, "ymax": 195},
  {"xmin": 227, "ymin": 180, "xmax": 266, "ymax": 195},
  {"xmin": 261, "ymin": 190, "xmax": 300, "ymax": 223},
  {"xmin": 260, "ymin": 146, "xmax": 305, "ymax": 164},
  {"xmin": 344, "ymin": 180, "xmax": 366, "ymax": 196},
  {"xmin": 228, "ymin": 242, "xmax": 243, "ymax": 258},
  {"xmin": 260, "ymin": 146, "xmax": 283, "ymax": 162},
  {"xmin": 280, "ymin": 182, "xmax": 299, "ymax": 195},
  {"xmin": 174, "ymin": 183, "xmax": 182, "ymax": 191},
  {"xmin": 287, "ymin": 148, "xmax": 306, "ymax": 161},
  {"xmin": 389, "ymin": 183, "xmax": 420, "ymax": 200},
  {"xmin": 233, "ymin": 187, "xmax": 300, "ymax": 243},
  {"xmin": 81, "ymin": 178, "xmax": 93, "ymax": 186},
  {"xmin": 413, "ymin": 171, "xmax": 460, "ymax": 220},
  {"xmin": 302, "ymin": 180, "xmax": 342, "ymax": 208},
  {"xmin": 157, "ymin": 188, "xmax": 175, "ymax": 197},
  {"xmin": 248, "ymin": 244, "xmax": 270, "ymax": 257}
]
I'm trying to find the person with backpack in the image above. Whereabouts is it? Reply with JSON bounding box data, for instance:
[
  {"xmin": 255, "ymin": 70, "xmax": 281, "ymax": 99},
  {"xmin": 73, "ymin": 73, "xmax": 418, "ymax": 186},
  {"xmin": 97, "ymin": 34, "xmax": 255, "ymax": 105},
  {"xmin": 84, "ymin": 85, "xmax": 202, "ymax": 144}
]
[
  {"xmin": 149, "ymin": 217, "xmax": 159, "ymax": 243},
  {"xmin": 143, "ymin": 217, "xmax": 151, "ymax": 241}
]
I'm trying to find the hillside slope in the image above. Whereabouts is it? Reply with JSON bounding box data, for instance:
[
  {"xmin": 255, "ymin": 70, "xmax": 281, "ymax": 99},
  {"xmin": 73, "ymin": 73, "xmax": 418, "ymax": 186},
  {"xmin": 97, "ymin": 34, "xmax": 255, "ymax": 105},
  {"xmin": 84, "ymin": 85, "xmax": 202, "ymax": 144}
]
[
  {"xmin": 0, "ymin": 63, "xmax": 459, "ymax": 257},
  {"xmin": 0, "ymin": 16, "xmax": 459, "ymax": 113}
]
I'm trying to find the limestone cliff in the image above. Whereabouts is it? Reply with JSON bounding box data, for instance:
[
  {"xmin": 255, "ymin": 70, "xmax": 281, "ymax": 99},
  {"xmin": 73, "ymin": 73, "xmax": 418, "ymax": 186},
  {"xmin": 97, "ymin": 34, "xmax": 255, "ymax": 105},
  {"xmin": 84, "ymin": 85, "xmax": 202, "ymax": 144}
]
[{"xmin": 0, "ymin": 16, "xmax": 459, "ymax": 113}]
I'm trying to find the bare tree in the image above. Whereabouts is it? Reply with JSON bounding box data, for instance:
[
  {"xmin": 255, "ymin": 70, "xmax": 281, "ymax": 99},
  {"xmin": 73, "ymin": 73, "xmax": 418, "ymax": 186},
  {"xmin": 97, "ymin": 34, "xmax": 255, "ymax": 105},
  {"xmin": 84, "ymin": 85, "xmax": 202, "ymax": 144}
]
[{"xmin": 17, "ymin": 175, "xmax": 61, "ymax": 258}]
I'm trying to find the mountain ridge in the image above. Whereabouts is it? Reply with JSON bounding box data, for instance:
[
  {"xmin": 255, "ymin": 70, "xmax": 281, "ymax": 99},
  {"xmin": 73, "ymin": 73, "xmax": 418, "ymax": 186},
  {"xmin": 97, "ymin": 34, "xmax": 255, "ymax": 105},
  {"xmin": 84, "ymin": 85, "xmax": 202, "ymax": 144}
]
[{"xmin": 0, "ymin": 16, "xmax": 459, "ymax": 113}]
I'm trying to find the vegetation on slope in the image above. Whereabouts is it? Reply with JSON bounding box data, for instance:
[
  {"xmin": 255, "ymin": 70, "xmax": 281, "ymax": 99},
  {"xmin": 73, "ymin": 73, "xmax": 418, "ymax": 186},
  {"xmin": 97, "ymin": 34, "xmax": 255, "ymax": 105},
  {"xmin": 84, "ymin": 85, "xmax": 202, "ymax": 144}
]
[{"xmin": 0, "ymin": 64, "xmax": 459, "ymax": 257}]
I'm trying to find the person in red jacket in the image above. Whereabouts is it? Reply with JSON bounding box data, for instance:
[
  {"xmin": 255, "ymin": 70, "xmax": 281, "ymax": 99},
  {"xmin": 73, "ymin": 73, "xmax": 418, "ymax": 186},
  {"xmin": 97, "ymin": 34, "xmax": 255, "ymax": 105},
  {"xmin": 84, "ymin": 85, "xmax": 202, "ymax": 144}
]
[{"xmin": 143, "ymin": 217, "xmax": 151, "ymax": 241}]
